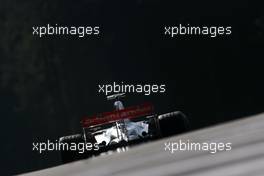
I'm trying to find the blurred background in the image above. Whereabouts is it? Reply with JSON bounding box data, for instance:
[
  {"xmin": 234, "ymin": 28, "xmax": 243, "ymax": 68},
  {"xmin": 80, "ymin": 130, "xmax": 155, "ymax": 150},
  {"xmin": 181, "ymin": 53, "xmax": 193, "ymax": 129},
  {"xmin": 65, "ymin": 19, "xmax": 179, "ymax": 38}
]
[{"xmin": 0, "ymin": 0, "xmax": 264, "ymax": 175}]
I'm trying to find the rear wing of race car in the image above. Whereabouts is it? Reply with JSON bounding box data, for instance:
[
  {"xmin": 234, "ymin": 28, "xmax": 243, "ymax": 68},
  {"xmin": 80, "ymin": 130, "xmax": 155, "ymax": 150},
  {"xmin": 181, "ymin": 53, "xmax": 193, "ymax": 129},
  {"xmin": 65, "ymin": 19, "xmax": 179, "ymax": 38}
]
[
  {"xmin": 107, "ymin": 93, "xmax": 125, "ymax": 100},
  {"xmin": 81, "ymin": 103, "xmax": 154, "ymax": 128}
]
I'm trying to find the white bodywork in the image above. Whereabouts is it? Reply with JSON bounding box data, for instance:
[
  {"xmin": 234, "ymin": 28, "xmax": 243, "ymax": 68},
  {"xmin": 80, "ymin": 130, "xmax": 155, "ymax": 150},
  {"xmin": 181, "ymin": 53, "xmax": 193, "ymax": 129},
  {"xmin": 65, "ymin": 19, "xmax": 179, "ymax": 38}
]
[
  {"xmin": 94, "ymin": 97, "xmax": 149, "ymax": 146},
  {"xmin": 94, "ymin": 121, "xmax": 149, "ymax": 146}
]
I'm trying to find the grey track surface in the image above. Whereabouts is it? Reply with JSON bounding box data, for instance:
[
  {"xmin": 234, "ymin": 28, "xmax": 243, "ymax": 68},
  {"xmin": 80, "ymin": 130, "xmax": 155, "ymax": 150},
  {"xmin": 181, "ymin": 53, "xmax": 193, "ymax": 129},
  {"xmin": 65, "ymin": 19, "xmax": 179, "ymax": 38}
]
[{"xmin": 22, "ymin": 114, "xmax": 264, "ymax": 176}]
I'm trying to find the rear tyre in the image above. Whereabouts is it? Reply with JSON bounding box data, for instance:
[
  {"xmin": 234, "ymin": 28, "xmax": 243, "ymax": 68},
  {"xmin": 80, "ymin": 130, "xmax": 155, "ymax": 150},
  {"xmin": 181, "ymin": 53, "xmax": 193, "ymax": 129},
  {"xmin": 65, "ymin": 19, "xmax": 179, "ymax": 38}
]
[
  {"xmin": 158, "ymin": 111, "xmax": 189, "ymax": 137},
  {"xmin": 59, "ymin": 134, "xmax": 87, "ymax": 163}
]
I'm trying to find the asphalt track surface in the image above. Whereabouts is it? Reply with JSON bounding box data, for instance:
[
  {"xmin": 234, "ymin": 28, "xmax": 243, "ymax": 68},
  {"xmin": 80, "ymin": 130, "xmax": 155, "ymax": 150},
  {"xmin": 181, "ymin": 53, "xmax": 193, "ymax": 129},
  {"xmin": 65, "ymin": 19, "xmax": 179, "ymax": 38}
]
[{"xmin": 22, "ymin": 114, "xmax": 264, "ymax": 176}]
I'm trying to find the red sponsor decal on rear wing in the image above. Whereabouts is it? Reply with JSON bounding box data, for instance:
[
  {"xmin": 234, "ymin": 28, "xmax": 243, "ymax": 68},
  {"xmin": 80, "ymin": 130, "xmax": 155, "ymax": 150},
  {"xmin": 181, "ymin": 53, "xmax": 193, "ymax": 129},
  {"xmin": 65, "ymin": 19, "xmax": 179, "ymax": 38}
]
[{"xmin": 81, "ymin": 103, "xmax": 154, "ymax": 128}]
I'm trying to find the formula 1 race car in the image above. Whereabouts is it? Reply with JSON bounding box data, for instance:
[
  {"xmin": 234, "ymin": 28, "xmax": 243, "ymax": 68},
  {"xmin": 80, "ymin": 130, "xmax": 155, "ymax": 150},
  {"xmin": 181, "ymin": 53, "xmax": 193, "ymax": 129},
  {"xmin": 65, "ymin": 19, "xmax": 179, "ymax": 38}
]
[{"xmin": 59, "ymin": 93, "xmax": 189, "ymax": 163}]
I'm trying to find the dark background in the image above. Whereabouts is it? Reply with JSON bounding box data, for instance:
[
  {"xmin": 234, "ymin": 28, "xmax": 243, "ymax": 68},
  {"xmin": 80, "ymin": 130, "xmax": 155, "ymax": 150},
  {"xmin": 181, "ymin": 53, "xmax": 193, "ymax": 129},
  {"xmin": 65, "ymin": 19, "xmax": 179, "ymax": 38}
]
[{"xmin": 1, "ymin": 0, "xmax": 264, "ymax": 175}]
